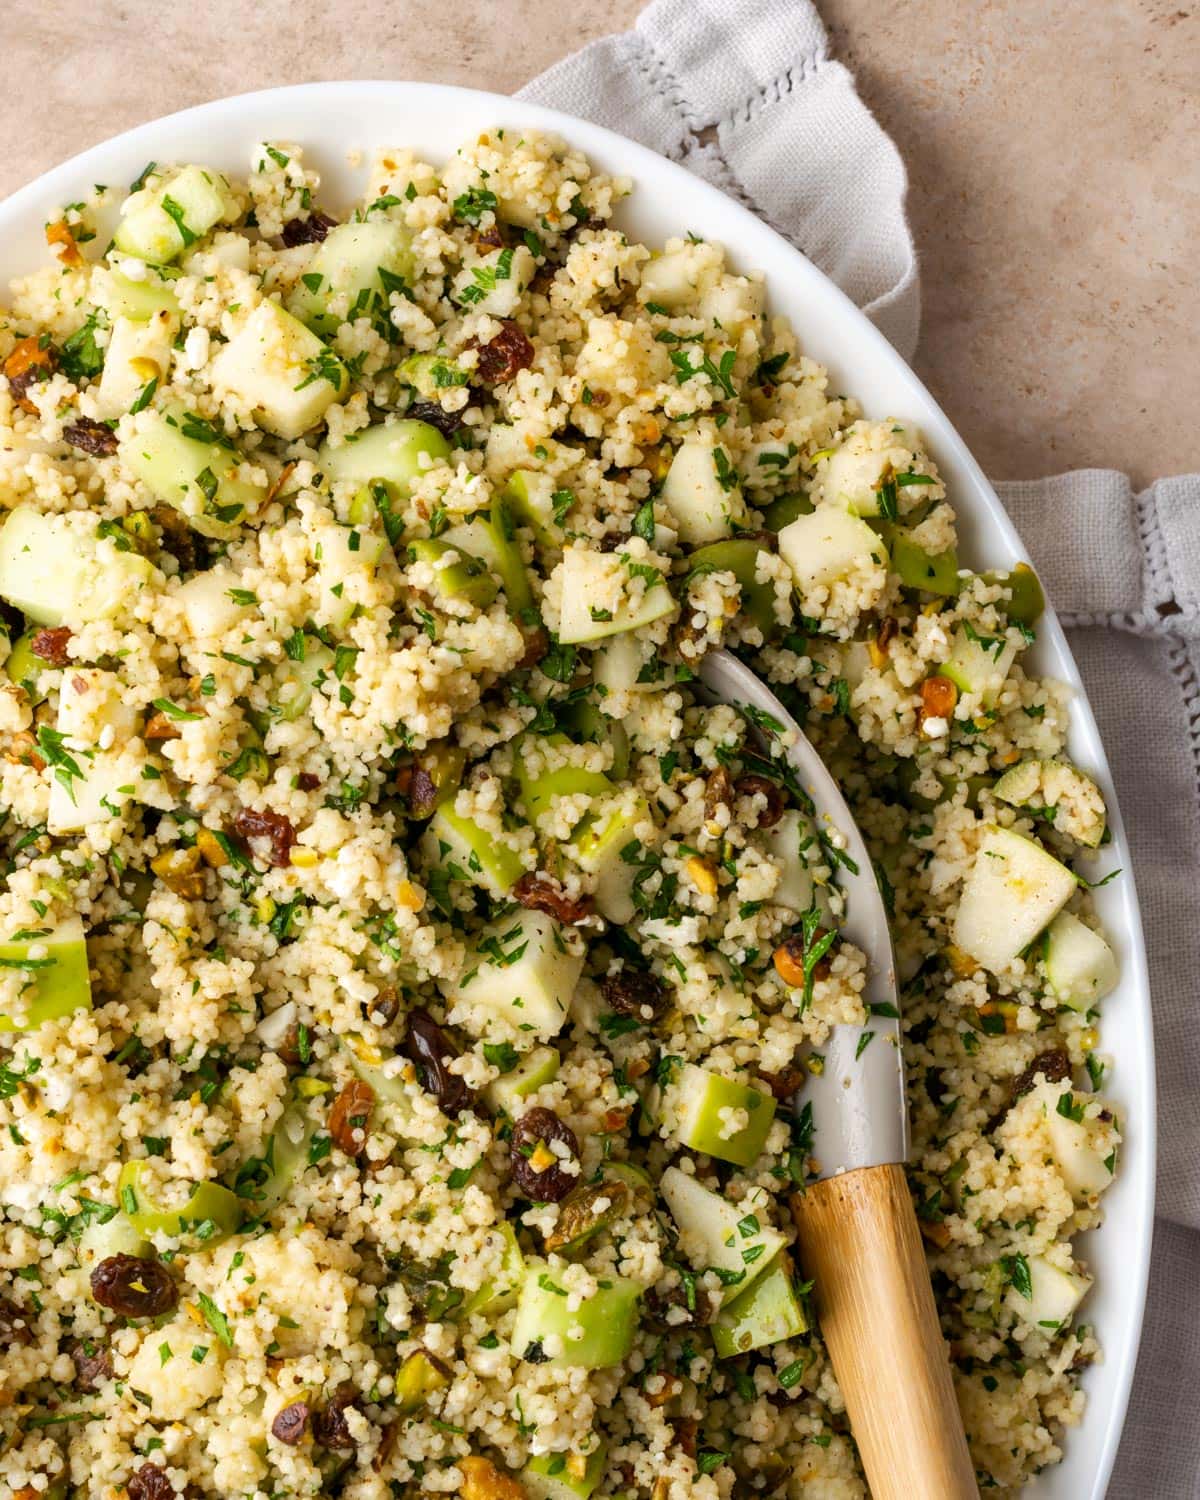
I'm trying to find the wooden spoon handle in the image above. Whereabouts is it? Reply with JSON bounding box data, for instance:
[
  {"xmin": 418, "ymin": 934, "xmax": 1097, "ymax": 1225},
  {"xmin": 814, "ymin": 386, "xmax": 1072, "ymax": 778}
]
[{"xmin": 791, "ymin": 1162, "xmax": 978, "ymax": 1500}]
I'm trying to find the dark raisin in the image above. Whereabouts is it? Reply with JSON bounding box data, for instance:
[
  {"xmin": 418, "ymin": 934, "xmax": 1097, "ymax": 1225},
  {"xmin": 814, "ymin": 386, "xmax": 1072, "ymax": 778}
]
[
  {"xmin": 0, "ymin": 1297, "xmax": 33, "ymax": 1345},
  {"xmin": 29, "ymin": 626, "xmax": 72, "ymax": 667},
  {"xmin": 90, "ymin": 1253, "xmax": 177, "ymax": 1317},
  {"xmin": 281, "ymin": 211, "xmax": 337, "ymax": 247},
  {"xmin": 149, "ymin": 505, "xmax": 197, "ymax": 572},
  {"xmin": 234, "ymin": 806, "xmax": 296, "ymax": 867},
  {"xmin": 672, "ymin": 1416, "xmax": 700, "ymax": 1458},
  {"xmin": 472, "ymin": 224, "xmax": 508, "ymax": 251},
  {"xmin": 404, "ymin": 1008, "xmax": 471, "ymax": 1116},
  {"xmin": 643, "ymin": 1281, "xmax": 716, "ymax": 1332},
  {"xmin": 509, "ymin": 1107, "xmax": 580, "ymax": 1203},
  {"xmin": 474, "ymin": 320, "xmax": 534, "ymax": 385},
  {"xmin": 517, "ymin": 624, "xmax": 550, "ymax": 670},
  {"xmin": 4, "ymin": 336, "xmax": 57, "ymax": 414},
  {"xmin": 277, "ymin": 1021, "xmax": 306, "ymax": 1067},
  {"xmin": 297, "ymin": 771, "xmax": 320, "ymax": 791},
  {"xmin": 513, "ymin": 872, "xmax": 593, "ymax": 926},
  {"xmin": 63, "ymin": 416, "xmax": 118, "ymax": 457},
  {"xmin": 985, "ymin": 1048, "xmax": 1072, "ymax": 1134},
  {"xmin": 406, "ymin": 399, "xmax": 463, "ymax": 438},
  {"xmin": 313, "ymin": 1382, "xmax": 361, "ymax": 1450},
  {"xmin": 271, "ymin": 1399, "xmax": 311, "ymax": 1445},
  {"xmin": 703, "ymin": 765, "xmax": 735, "ymax": 826},
  {"xmin": 328, "ymin": 1079, "xmax": 374, "ymax": 1157},
  {"xmin": 69, "ymin": 1336, "xmax": 113, "ymax": 1390},
  {"xmin": 127, "ymin": 1463, "xmax": 176, "ymax": 1500},
  {"xmin": 407, "ymin": 765, "xmax": 440, "ymax": 820},
  {"xmin": 367, "ymin": 984, "xmax": 400, "ymax": 1026},
  {"xmin": 143, "ymin": 710, "xmax": 183, "ymax": 741},
  {"xmin": 734, "ymin": 774, "xmax": 786, "ymax": 829},
  {"xmin": 600, "ymin": 968, "xmax": 666, "ymax": 1020}
]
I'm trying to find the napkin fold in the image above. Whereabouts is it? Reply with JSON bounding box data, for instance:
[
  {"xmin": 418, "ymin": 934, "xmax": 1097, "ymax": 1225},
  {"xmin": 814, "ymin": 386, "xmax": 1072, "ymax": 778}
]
[{"xmin": 523, "ymin": 11, "xmax": 1199, "ymax": 1496}]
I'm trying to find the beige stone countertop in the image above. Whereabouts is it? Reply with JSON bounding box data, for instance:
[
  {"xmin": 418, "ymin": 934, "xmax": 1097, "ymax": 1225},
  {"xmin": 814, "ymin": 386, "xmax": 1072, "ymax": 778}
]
[{"xmin": 3, "ymin": 0, "xmax": 1196, "ymax": 488}]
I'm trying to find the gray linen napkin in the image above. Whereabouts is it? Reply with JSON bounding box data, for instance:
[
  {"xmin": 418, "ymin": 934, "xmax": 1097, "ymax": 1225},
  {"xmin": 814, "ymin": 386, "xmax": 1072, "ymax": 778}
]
[{"xmin": 522, "ymin": 8, "xmax": 1199, "ymax": 1496}]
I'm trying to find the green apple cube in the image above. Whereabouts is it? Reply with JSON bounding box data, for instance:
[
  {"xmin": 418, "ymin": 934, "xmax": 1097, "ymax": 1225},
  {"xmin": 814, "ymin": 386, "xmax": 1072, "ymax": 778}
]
[
  {"xmin": 48, "ymin": 668, "xmax": 145, "ymax": 834},
  {"xmin": 686, "ymin": 538, "xmax": 779, "ymax": 634},
  {"xmin": 250, "ymin": 1088, "xmax": 320, "ymax": 1215},
  {"xmin": 99, "ymin": 270, "xmax": 181, "ymax": 324},
  {"xmin": 659, "ymin": 1167, "xmax": 784, "ymax": 1305},
  {"xmin": 408, "ymin": 536, "xmax": 499, "ymax": 610},
  {"xmin": 113, "ymin": 164, "xmax": 238, "ymax": 264},
  {"xmin": 670, "ymin": 1063, "xmax": 776, "ymax": 1167},
  {"xmin": 211, "ymin": 299, "xmax": 346, "ymax": 440},
  {"xmin": 777, "ymin": 507, "xmax": 888, "ymax": 594},
  {"xmin": 516, "ymin": 737, "xmax": 613, "ymax": 824},
  {"xmin": 483, "ymin": 1044, "xmax": 561, "ymax": 1116},
  {"xmin": 441, "ymin": 908, "xmax": 583, "ymax": 1044},
  {"xmin": 761, "ymin": 491, "xmax": 814, "ymax": 532},
  {"xmin": 888, "ymin": 530, "xmax": 959, "ymax": 596},
  {"xmin": 313, "ymin": 522, "xmax": 389, "ymax": 629},
  {"xmin": 592, "ymin": 632, "xmax": 651, "ymax": 706},
  {"xmin": 571, "ymin": 795, "xmax": 653, "ymax": 924},
  {"xmin": 0, "ymin": 916, "xmax": 92, "ymax": 1033},
  {"xmin": 660, "ymin": 436, "xmax": 749, "ymax": 544},
  {"xmin": 424, "ymin": 802, "xmax": 526, "ymax": 896},
  {"xmin": 522, "ymin": 1447, "xmax": 607, "ymax": 1500},
  {"xmin": 320, "ymin": 420, "xmax": 451, "ymax": 496},
  {"xmin": 394, "ymin": 1348, "xmax": 450, "ymax": 1415},
  {"xmin": 122, "ymin": 407, "xmax": 266, "ymax": 537},
  {"xmin": 0, "ymin": 506, "xmax": 160, "ymax": 627},
  {"xmin": 459, "ymin": 1222, "xmax": 526, "ymax": 1317},
  {"xmin": 400, "ymin": 352, "xmax": 469, "ymax": 400},
  {"xmin": 174, "ymin": 568, "xmax": 252, "ymax": 640},
  {"xmin": 118, "ymin": 1160, "xmax": 241, "ymax": 1245},
  {"xmin": 555, "ymin": 548, "xmax": 678, "ymax": 645},
  {"xmin": 286, "ymin": 220, "xmax": 414, "ymax": 336},
  {"xmin": 444, "ymin": 503, "xmax": 537, "ymax": 620},
  {"xmin": 1006, "ymin": 1252, "xmax": 1091, "ymax": 1331},
  {"xmin": 504, "ymin": 469, "xmax": 561, "ymax": 548},
  {"xmin": 337, "ymin": 1033, "xmax": 422, "ymax": 1145},
  {"xmin": 993, "ymin": 759, "xmax": 1107, "ymax": 848},
  {"xmin": 952, "ymin": 826, "xmax": 1077, "ymax": 974},
  {"xmin": 939, "ymin": 625, "xmax": 1018, "ymax": 708},
  {"xmin": 637, "ymin": 249, "xmax": 703, "ymax": 309},
  {"xmin": 5, "ymin": 631, "xmax": 52, "ymax": 703},
  {"xmin": 96, "ymin": 310, "xmax": 178, "ymax": 419},
  {"xmin": 1036, "ymin": 1082, "xmax": 1116, "ymax": 1201},
  {"xmin": 1043, "ymin": 910, "xmax": 1118, "ymax": 1012},
  {"xmin": 509, "ymin": 1261, "xmax": 641, "ymax": 1368},
  {"xmin": 78, "ymin": 1209, "xmax": 150, "ymax": 1267},
  {"xmin": 764, "ymin": 809, "xmax": 820, "ymax": 915},
  {"xmin": 982, "ymin": 562, "xmax": 1045, "ymax": 627},
  {"xmin": 711, "ymin": 1252, "xmax": 808, "ymax": 1357}
]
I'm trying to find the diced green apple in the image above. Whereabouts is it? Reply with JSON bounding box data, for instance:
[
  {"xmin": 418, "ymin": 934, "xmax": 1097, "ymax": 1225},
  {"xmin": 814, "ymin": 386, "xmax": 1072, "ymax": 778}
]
[
  {"xmin": 98, "ymin": 270, "xmax": 181, "ymax": 323},
  {"xmin": 210, "ymin": 299, "xmax": 346, "ymax": 439},
  {"xmin": 95, "ymin": 309, "xmax": 178, "ymax": 419},
  {"xmin": 1006, "ymin": 1252, "xmax": 1091, "ymax": 1331},
  {"xmin": 509, "ymin": 1260, "xmax": 641, "ymax": 1369},
  {"xmin": 407, "ymin": 536, "xmax": 497, "ymax": 609},
  {"xmin": 939, "ymin": 625, "xmax": 1018, "ymax": 708},
  {"xmin": 337, "ymin": 1033, "xmax": 423, "ymax": 1144},
  {"xmin": 670, "ymin": 1063, "xmax": 777, "ymax": 1167},
  {"xmin": 571, "ymin": 794, "xmax": 654, "ymax": 924},
  {"xmin": 122, "ymin": 407, "xmax": 266, "ymax": 537},
  {"xmin": 686, "ymin": 538, "xmax": 778, "ymax": 635},
  {"xmin": 458, "ymin": 1222, "xmax": 526, "ymax": 1318},
  {"xmin": 659, "ymin": 1167, "xmax": 784, "ymax": 1305},
  {"xmin": 423, "ymin": 802, "xmax": 526, "ymax": 895},
  {"xmin": 711, "ymin": 1252, "xmax": 808, "ymax": 1357},
  {"xmin": 1043, "ymin": 910, "xmax": 1118, "ymax": 1011},
  {"xmin": 117, "ymin": 1160, "xmax": 242, "ymax": 1245},
  {"xmin": 47, "ymin": 668, "xmax": 145, "ymax": 833},
  {"xmin": 5, "ymin": 631, "xmax": 53, "ymax": 703},
  {"xmin": 504, "ymin": 469, "xmax": 562, "ymax": 548},
  {"xmin": 174, "ymin": 568, "xmax": 252, "ymax": 641},
  {"xmin": 0, "ymin": 916, "xmax": 92, "ymax": 1033},
  {"xmin": 320, "ymin": 420, "xmax": 451, "ymax": 497},
  {"xmin": 637, "ymin": 249, "xmax": 703, "ymax": 309},
  {"xmin": 440, "ymin": 504, "xmax": 536, "ymax": 620},
  {"xmin": 983, "ymin": 563, "xmax": 1045, "ymax": 627},
  {"xmin": 522, "ymin": 1447, "xmax": 607, "ymax": 1500},
  {"xmin": 760, "ymin": 491, "xmax": 813, "ymax": 532},
  {"xmin": 113, "ymin": 164, "xmax": 239, "ymax": 264},
  {"xmin": 888, "ymin": 530, "xmax": 960, "ymax": 596},
  {"xmin": 483, "ymin": 1045, "xmax": 561, "ymax": 1116},
  {"xmin": 952, "ymin": 826, "xmax": 1077, "ymax": 974},
  {"xmin": 993, "ymin": 759, "xmax": 1107, "ymax": 848},
  {"xmin": 287, "ymin": 220, "xmax": 414, "ymax": 335},
  {"xmin": 274, "ymin": 638, "xmax": 335, "ymax": 722},
  {"xmin": 312, "ymin": 521, "xmax": 388, "ymax": 629},
  {"xmin": 660, "ymin": 436, "xmax": 748, "ymax": 545},
  {"xmin": 777, "ymin": 507, "xmax": 888, "ymax": 594},
  {"xmin": 1036, "ymin": 1081, "xmax": 1116, "ymax": 1200},
  {"xmin": 516, "ymin": 737, "xmax": 613, "ymax": 824},
  {"xmin": 555, "ymin": 548, "xmax": 677, "ymax": 645},
  {"xmin": 78, "ymin": 1210, "xmax": 150, "ymax": 1267},
  {"xmin": 441, "ymin": 908, "xmax": 582, "ymax": 1044},
  {"xmin": 764, "ymin": 808, "xmax": 820, "ymax": 915},
  {"xmin": 0, "ymin": 505, "xmax": 160, "ymax": 626}
]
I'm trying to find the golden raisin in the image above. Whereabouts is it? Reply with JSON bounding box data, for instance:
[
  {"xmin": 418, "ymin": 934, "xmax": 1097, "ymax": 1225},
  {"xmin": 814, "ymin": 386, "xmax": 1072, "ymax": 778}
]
[
  {"xmin": 45, "ymin": 219, "xmax": 85, "ymax": 267},
  {"xmin": 919, "ymin": 674, "xmax": 958, "ymax": 724},
  {"xmin": 459, "ymin": 1456, "xmax": 527, "ymax": 1500}
]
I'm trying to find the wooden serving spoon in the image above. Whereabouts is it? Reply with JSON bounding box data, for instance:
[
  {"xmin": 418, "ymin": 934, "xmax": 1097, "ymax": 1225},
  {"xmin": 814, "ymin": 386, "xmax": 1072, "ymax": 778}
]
[{"xmin": 699, "ymin": 650, "xmax": 978, "ymax": 1500}]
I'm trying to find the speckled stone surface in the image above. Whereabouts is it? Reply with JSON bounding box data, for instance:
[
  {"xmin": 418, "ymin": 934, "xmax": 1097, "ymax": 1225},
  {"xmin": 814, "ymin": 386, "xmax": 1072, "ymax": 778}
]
[{"xmin": 3, "ymin": 0, "xmax": 1195, "ymax": 487}]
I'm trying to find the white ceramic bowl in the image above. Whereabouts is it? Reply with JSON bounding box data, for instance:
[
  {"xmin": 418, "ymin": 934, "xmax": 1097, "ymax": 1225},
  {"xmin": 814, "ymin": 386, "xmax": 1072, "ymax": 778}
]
[{"xmin": 0, "ymin": 82, "xmax": 1154, "ymax": 1498}]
